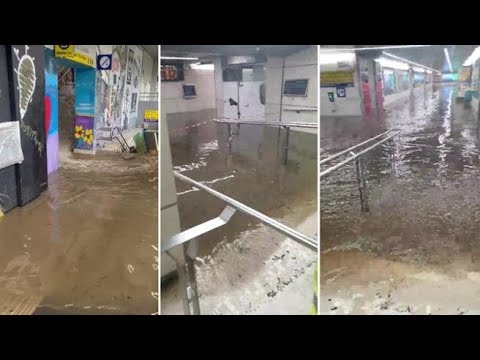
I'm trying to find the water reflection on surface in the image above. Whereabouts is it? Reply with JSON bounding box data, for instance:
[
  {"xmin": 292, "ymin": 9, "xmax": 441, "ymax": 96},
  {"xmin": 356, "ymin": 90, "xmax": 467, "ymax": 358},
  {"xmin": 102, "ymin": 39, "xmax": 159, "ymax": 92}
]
[
  {"xmin": 321, "ymin": 84, "xmax": 480, "ymax": 314},
  {"xmin": 321, "ymin": 86, "xmax": 480, "ymax": 313},
  {"xmin": 171, "ymin": 121, "xmax": 318, "ymax": 258}
]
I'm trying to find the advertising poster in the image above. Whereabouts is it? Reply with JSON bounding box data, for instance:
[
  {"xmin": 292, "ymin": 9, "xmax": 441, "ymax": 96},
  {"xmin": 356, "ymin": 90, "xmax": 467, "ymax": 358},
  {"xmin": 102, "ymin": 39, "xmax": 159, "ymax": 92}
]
[{"xmin": 74, "ymin": 68, "xmax": 95, "ymax": 152}]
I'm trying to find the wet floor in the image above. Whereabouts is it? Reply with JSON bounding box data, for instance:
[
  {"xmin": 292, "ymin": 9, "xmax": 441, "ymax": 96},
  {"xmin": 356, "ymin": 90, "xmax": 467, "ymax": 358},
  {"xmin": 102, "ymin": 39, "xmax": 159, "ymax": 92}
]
[
  {"xmin": 162, "ymin": 119, "xmax": 317, "ymax": 314},
  {"xmin": 171, "ymin": 120, "xmax": 317, "ymax": 257},
  {"xmin": 0, "ymin": 150, "xmax": 158, "ymax": 315},
  {"xmin": 320, "ymin": 84, "xmax": 480, "ymax": 314}
]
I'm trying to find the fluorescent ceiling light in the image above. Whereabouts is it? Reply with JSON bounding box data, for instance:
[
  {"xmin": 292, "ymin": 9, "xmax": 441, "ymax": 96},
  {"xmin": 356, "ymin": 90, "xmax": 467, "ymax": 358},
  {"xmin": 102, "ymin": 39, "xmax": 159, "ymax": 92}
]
[
  {"xmin": 375, "ymin": 57, "xmax": 409, "ymax": 71},
  {"xmin": 412, "ymin": 66, "xmax": 426, "ymax": 73},
  {"xmin": 444, "ymin": 48, "xmax": 453, "ymax": 72},
  {"xmin": 161, "ymin": 56, "xmax": 199, "ymax": 60},
  {"xmin": 383, "ymin": 51, "xmax": 440, "ymax": 74},
  {"xmin": 190, "ymin": 63, "xmax": 214, "ymax": 70},
  {"xmin": 463, "ymin": 46, "xmax": 480, "ymax": 66},
  {"xmin": 322, "ymin": 45, "xmax": 431, "ymax": 52}
]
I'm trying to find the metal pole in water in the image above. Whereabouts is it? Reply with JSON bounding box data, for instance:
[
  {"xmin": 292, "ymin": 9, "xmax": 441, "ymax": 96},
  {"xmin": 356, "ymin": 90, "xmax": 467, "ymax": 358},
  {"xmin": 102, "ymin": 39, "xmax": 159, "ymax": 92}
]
[
  {"xmin": 354, "ymin": 155, "xmax": 365, "ymax": 212},
  {"xmin": 360, "ymin": 157, "xmax": 369, "ymax": 212},
  {"xmin": 283, "ymin": 126, "xmax": 290, "ymax": 165}
]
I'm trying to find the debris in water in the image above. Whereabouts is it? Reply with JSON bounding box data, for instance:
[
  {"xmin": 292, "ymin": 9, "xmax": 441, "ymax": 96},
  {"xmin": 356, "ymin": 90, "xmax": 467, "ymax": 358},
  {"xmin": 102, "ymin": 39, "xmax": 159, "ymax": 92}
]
[
  {"xmin": 151, "ymin": 292, "xmax": 159, "ymax": 300},
  {"xmin": 121, "ymin": 153, "xmax": 135, "ymax": 160},
  {"xmin": 331, "ymin": 306, "xmax": 338, "ymax": 311},
  {"xmin": 267, "ymin": 290, "xmax": 277, "ymax": 298},
  {"xmin": 127, "ymin": 264, "xmax": 134, "ymax": 274}
]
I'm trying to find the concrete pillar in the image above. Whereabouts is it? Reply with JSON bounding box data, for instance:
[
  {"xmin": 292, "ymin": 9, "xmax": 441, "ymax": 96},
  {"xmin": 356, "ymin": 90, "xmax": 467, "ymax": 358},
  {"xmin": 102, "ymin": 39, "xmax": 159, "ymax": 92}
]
[
  {"xmin": 213, "ymin": 56, "xmax": 224, "ymax": 119},
  {"xmin": 409, "ymin": 67, "xmax": 414, "ymax": 90},
  {"xmin": 367, "ymin": 59, "xmax": 377, "ymax": 111},
  {"xmin": 394, "ymin": 70, "xmax": 402, "ymax": 93},
  {"xmin": 357, "ymin": 53, "xmax": 383, "ymax": 116}
]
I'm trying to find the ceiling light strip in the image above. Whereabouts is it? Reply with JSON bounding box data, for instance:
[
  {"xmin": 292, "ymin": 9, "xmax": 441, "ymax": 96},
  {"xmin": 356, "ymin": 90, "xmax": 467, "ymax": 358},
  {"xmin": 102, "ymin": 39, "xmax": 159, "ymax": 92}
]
[
  {"xmin": 161, "ymin": 56, "xmax": 200, "ymax": 61},
  {"xmin": 444, "ymin": 48, "xmax": 453, "ymax": 73},
  {"xmin": 321, "ymin": 45, "xmax": 432, "ymax": 52},
  {"xmin": 382, "ymin": 51, "xmax": 440, "ymax": 74}
]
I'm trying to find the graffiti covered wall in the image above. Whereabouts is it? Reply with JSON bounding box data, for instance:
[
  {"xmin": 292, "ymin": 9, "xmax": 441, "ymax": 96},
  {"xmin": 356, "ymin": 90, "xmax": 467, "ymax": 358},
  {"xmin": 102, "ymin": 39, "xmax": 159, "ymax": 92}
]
[
  {"xmin": 122, "ymin": 45, "xmax": 143, "ymax": 129},
  {"xmin": 10, "ymin": 45, "xmax": 47, "ymax": 206},
  {"xmin": 45, "ymin": 47, "xmax": 59, "ymax": 173},
  {"xmin": 94, "ymin": 45, "xmax": 145, "ymax": 149}
]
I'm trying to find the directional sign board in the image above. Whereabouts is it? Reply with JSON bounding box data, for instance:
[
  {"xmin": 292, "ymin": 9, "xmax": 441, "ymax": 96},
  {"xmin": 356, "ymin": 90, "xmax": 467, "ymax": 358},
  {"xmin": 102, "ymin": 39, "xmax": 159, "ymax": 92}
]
[
  {"xmin": 97, "ymin": 54, "xmax": 112, "ymax": 70},
  {"xmin": 336, "ymin": 87, "xmax": 346, "ymax": 98}
]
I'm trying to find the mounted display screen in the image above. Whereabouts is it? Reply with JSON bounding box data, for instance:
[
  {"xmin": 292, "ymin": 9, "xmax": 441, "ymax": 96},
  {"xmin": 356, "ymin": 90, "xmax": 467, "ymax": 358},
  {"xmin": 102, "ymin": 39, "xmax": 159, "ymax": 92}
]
[
  {"xmin": 183, "ymin": 84, "xmax": 197, "ymax": 98},
  {"xmin": 161, "ymin": 61, "xmax": 184, "ymax": 81},
  {"xmin": 283, "ymin": 79, "xmax": 309, "ymax": 96}
]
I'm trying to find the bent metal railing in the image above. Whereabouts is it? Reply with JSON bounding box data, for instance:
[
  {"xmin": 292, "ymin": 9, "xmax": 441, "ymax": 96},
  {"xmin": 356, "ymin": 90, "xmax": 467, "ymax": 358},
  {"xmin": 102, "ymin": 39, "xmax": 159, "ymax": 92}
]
[
  {"xmin": 320, "ymin": 130, "xmax": 400, "ymax": 212},
  {"xmin": 162, "ymin": 171, "xmax": 318, "ymax": 315}
]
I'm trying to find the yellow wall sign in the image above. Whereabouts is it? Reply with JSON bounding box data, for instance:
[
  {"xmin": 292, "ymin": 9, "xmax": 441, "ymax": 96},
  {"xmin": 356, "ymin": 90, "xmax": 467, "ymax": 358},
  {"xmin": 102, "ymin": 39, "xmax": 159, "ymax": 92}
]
[
  {"xmin": 320, "ymin": 71, "xmax": 355, "ymax": 88},
  {"xmin": 55, "ymin": 45, "xmax": 74, "ymax": 57},
  {"xmin": 144, "ymin": 110, "xmax": 158, "ymax": 122},
  {"xmin": 55, "ymin": 45, "xmax": 95, "ymax": 68}
]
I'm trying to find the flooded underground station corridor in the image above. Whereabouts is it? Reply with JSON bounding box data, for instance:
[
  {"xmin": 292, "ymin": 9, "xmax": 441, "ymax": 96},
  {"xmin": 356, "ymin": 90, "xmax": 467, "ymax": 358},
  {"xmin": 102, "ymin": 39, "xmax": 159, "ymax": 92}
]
[
  {"xmin": 162, "ymin": 120, "xmax": 317, "ymax": 314},
  {"xmin": 0, "ymin": 151, "xmax": 158, "ymax": 315},
  {"xmin": 0, "ymin": 44, "xmax": 159, "ymax": 315},
  {"xmin": 161, "ymin": 45, "xmax": 318, "ymax": 315},
  {"xmin": 321, "ymin": 84, "xmax": 480, "ymax": 315}
]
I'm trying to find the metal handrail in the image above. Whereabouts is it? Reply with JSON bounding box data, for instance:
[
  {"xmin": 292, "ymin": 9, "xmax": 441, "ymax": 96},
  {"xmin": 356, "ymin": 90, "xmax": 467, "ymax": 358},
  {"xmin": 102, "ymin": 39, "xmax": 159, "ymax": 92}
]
[
  {"xmin": 320, "ymin": 130, "xmax": 400, "ymax": 178},
  {"xmin": 214, "ymin": 119, "xmax": 318, "ymax": 128},
  {"xmin": 173, "ymin": 171, "xmax": 318, "ymax": 251},
  {"xmin": 319, "ymin": 129, "xmax": 393, "ymax": 165}
]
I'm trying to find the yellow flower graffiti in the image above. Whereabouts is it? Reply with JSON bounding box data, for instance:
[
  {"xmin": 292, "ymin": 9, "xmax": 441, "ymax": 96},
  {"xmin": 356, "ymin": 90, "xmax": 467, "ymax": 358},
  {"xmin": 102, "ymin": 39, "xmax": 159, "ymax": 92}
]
[
  {"xmin": 83, "ymin": 129, "xmax": 93, "ymax": 145},
  {"xmin": 75, "ymin": 125, "xmax": 84, "ymax": 139}
]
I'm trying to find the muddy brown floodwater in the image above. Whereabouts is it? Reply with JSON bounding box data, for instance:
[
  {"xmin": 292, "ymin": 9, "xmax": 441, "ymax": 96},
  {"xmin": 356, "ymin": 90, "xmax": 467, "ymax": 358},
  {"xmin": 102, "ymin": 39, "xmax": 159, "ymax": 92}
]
[
  {"xmin": 321, "ymin": 85, "xmax": 480, "ymax": 315},
  {"xmin": 162, "ymin": 119, "xmax": 317, "ymax": 314},
  {"xmin": 0, "ymin": 151, "xmax": 158, "ymax": 315},
  {"xmin": 172, "ymin": 120, "xmax": 317, "ymax": 257}
]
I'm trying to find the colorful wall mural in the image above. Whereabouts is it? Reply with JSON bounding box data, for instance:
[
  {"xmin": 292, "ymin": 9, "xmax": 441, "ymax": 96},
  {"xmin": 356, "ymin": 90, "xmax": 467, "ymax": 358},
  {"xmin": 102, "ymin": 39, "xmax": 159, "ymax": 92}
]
[
  {"xmin": 74, "ymin": 67, "xmax": 96, "ymax": 153},
  {"xmin": 94, "ymin": 45, "xmax": 145, "ymax": 150},
  {"xmin": 11, "ymin": 45, "xmax": 48, "ymax": 206},
  {"xmin": 45, "ymin": 48, "xmax": 59, "ymax": 173},
  {"xmin": 121, "ymin": 45, "xmax": 143, "ymax": 129}
]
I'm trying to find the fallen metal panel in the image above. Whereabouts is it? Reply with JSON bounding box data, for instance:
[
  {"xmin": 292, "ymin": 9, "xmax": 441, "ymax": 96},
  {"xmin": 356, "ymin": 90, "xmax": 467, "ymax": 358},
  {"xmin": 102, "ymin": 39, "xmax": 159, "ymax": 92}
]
[{"xmin": 161, "ymin": 206, "xmax": 237, "ymax": 253}]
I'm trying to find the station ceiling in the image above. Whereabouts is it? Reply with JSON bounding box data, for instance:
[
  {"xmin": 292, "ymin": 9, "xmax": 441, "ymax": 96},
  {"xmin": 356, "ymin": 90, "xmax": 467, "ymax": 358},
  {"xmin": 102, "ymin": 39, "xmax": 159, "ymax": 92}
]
[
  {"xmin": 161, "ymin": 45, "xmax": 311, "ymax": 59},
  {"xmin": 355, "ymin": 45, "xmax": 477, "ymax": 73},
  {"xmin": 140, "ymin": 45, "xmax": 159, "ymax": 59}
]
